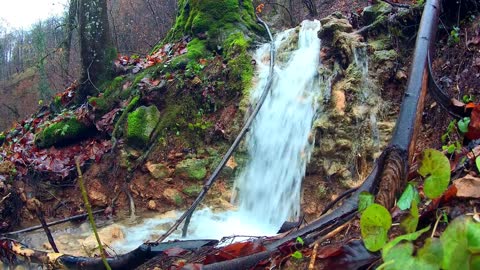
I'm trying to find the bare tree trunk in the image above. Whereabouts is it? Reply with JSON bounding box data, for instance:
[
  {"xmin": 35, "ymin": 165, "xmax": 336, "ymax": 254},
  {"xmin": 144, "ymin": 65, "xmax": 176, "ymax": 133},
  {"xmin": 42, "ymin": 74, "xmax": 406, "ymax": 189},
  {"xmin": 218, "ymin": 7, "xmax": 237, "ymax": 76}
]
[{"xmin": 76, "ymin": 0, "xmax": 115, "ymax": 103}]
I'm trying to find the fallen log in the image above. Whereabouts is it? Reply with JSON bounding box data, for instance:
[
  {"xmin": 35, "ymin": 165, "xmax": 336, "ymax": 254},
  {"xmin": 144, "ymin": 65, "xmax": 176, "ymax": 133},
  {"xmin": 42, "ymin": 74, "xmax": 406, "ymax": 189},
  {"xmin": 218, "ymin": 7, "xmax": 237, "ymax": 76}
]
[{"xmin": 0, "ymin": 238, "xmax": 218, "ymax": 270}]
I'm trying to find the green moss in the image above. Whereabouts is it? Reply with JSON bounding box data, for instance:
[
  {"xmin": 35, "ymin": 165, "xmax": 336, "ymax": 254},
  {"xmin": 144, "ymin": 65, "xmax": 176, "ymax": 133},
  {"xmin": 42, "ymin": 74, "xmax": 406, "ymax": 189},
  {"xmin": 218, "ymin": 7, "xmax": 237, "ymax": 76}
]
[
  {"xmin": 169, "ymin": 54, "xmax": 190, "ymax": 70},
  {"xmin": 126, "ymin": 105, "xmax": 161, "ymax": 148},
  {"xmin": 368, "ymin": 37, "xmax": 392, "ymax": 51},
  {"xmin": 35, "ymin": 118, "xmax": 92, "ymax": 148},
  {"xmin": 182, "ymin": 185, "xmax": 202, "ymax": 197},
  {"xmin": 362, "ymin": 2, "xmax": 392, "ymax": 25},
  {"xmin": 223, "ymin": 32, "xmax": 254, "ymax": 94},
  {"xmin": 88, "ymin": 96, "xmax": 110, "ymax": 113},
  {"xmin": 373, "ymin": 49, "xmax": 398, "ymax": 63},
  {"xmin": 175, "ymin": 158, "xmax": 207, "ymax": 180},
  {"xmin": 174, "ymin": 193, "xmax": 184, "ymax": 206},
  {"xmin": 162, "ymin": 0, "xmax": 263, "ymax": 50},
  {"xmin": 187, "ymin": 38, "xmax": 208, "ymax": 60}
]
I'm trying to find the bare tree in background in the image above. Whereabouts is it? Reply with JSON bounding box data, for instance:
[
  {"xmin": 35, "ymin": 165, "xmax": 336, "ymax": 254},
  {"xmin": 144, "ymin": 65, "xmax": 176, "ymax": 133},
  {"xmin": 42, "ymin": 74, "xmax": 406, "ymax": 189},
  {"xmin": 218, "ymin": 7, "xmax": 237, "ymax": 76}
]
[{"xmin": 76, "ymin": 0, "xmax": 114, "ymax": 103}]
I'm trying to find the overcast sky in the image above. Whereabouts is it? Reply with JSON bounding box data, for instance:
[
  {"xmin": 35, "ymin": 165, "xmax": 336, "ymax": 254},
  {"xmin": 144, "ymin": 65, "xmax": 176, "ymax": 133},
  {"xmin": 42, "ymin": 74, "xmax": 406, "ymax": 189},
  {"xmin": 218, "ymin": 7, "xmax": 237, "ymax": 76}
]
[{"xmin": 0, "ymin": 0, "xmax": 69, "ymax": 30}]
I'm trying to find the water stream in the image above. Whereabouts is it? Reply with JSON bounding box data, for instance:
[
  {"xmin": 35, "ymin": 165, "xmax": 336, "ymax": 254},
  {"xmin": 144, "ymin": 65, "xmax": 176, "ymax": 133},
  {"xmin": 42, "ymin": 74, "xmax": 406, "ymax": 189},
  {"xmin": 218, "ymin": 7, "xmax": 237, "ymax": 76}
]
[{"xmin": 14, "ymin": 20, "xmax": 324, "ymax": 259}]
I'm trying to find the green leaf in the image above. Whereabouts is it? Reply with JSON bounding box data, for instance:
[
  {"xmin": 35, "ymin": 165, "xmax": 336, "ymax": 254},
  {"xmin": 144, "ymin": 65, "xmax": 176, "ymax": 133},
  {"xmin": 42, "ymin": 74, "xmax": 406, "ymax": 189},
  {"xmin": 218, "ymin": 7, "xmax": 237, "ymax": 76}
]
[
  {"xmin": 296, "ymin": 236, "xmax": 304, "ymax": 245},
  {"xmin": 291, "ymin": 250, "xmax": 303, "ymax": 259},
  {"xmin": 358, "ymin": 191, "xmax": 375, "ymax": 212},
  {"xmin": 475, "ymin": 156, "xmax": 480, "ymax": 172},
  {"xmin": 381, "ymin": 238, "xmax": 441, "ymax": 270},
  {"xmin": 440, "ymin": 216, "xmax": 480, "ymax": 269},
  {"xmin": 397, "ymin": 183, "xmax": 420, "ymax": 210},
  {"xmin": 400, "ymin": 200, "xmax": 419, "ymax": 234},
  {"xmin": 382, "ymin": 225, "xmax": 430, "ymax": 256},
  {"xmin": 417, "ymin": 238, "xmax": 443, "ymax": 267},
  {"xmin": 418, "ymin": 149, "xmax": 451, "ymax": 199},
  {"xmin": 458, "ymin": 117, "xmax": 471, "ymax": 133},
  {"xmin": 360, "ymin": 203, "xmax": 392, "ymax": 252}
]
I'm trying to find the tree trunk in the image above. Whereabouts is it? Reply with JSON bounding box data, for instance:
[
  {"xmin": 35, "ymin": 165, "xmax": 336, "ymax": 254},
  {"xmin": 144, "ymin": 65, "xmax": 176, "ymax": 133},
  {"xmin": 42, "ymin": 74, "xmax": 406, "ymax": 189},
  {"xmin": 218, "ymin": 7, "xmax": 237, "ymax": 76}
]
[
  {"xmin": 165, "ymin": 0, "xmax": 264, "ymax": 54},
  {"xmin": 76, "ymin": 0, "xmax": 114, "ymax": 103}
]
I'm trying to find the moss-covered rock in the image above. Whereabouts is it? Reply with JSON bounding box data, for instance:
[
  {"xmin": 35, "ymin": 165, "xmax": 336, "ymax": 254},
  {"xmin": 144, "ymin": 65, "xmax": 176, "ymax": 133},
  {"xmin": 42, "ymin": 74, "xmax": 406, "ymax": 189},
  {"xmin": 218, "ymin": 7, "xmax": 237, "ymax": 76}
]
[
  {"xmin": 362, "ymin": 2, "xmax": 392, "ymax": 25},
  {"xmin": 182, "ymin": 184, "xmax": 202, "ymax": 197},
  {"xmin": 175, "ymin": 158, "xmax": 207, "ymax": 180},
  {"xmin": 35, "ymin": 118, "xmax": 92, "ymax": 148},
  {"xmin": 165, "ymin": 0, "xmax": 262, "ymax": 46},
  {"xmin": 126, "ymin": 105, "xmax": 161, "ymax": 148},
  {"xmin": 373, "ymin": 49, "xmax": 398, "ymax": 62}
]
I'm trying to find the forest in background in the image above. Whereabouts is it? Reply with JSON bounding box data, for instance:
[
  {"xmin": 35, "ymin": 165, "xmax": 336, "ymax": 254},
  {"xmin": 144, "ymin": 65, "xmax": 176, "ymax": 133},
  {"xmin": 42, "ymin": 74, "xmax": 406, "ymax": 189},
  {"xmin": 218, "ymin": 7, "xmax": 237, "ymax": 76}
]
[{"xmin": 0, "ymin": 0, "xmax": 323, "ymax": 131}]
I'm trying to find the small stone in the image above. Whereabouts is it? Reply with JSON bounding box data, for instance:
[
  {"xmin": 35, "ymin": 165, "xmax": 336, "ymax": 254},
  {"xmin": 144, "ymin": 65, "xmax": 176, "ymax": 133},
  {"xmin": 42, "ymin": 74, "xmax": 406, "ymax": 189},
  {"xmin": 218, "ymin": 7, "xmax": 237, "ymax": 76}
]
[
  {"xmin": 164, "ymin": 177, "xmax": 174, "ymax": 184},
  {"xmin": 192, "ymin": 76, "xmax": 202, "ymax": 85},
  {"xmin": 174, "ymin": 152, "xmax": 184, "ymax": 158},
  {"xmin": 87, "ymin": 179, "xmax": 108, "ymax": 207},
  {"xmin": 147, "ymin": 200, "xmax": 157, "ymax": 210},
  {"xmin": 82, "ymin": 225, "xmax": 124, "ymax": 255},
  {"xmin": 395, "ymin": 70, "xmax": 408, "ymax": 81},
  {"xmin": 163, "ymin": 188, "xmax": 183, "ymax": 206},
  {"xmin": 145, "ymin": 162, "xmax": 169, "ymax": 179}
]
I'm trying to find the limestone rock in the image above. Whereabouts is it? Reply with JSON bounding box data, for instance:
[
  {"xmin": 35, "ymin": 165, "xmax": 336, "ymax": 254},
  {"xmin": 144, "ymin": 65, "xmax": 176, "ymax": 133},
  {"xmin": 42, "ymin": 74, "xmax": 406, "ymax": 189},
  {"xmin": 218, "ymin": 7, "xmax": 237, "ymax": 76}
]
[
  {"xmin": 163, "ymin": 188, "xmax": 184, "ymax": 206},
  {"xmin": 81, "ymin": 225, "xmax": 124, "ymax": 255},
  {"xmin": 147, "ymin": 200, "xmax": 157, "ymax": 210},
  {"xmin": 87, "ymin": 179, "xmax": 108, "ymax": 207},
  {"xmin": 146, "ymin": 162, "xmax": 169, "ymax": 179},
  {"xmin": 362, "ymin": 2, "xmax": 392, "ymax": 25},
  {"xmin": 373, "ymin": 49, "xmax": 397, "ymax": 63}
]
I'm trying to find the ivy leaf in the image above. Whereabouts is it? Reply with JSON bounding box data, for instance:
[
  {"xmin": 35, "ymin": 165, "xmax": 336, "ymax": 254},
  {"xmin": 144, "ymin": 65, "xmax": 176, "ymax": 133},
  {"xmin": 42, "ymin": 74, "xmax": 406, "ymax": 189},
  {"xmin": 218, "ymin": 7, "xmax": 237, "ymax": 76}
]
[
  {"xmin": 458, "ymin": 117, "xmax": 471, "ymax": 133},
  {"xmin": 400, "ymin": 200, "xmax": 419, "ymax": 234},
  {"xmin": 291, "ymin": 250, "xmax": 303, "ymax": 259},
  {"xmin": 296, "ymin": 237, "xmax": 304, "ymax": 245},
  {"xmin": 358, "ymin": 191, "xmax": 375, "ymax": 212},
  {"xmin": 360, "ymin": 204, "xmax": 392, "ymax": 252},
  {"xmin": 381, "ymin": 238, "xmax": 441, "ymax": 270},
  {"xmin": 440, "ymin": 216, "xmax": 480, "ymax": 269},
  {"xmin": 397, "ymin": 183, "xmax": 420, "ymax": 211},
  {"xmin": 475, "ymin": 156, "xmax": 480, "ymax": 172},
  {"xmin": 418, "ymin": 149, "xmax": 451, "ymax": 199},
  {"xmin": 382, "ymin": 225, "xmax": 430, "ymax": 256}
]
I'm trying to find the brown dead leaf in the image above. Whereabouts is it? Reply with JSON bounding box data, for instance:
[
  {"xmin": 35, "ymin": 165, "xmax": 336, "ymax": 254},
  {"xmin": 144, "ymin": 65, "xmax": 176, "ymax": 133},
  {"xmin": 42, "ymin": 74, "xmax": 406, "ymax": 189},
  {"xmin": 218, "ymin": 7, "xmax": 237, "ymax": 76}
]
[
  {"xmin": 226, "ymin": 156, "xmax": 237, "ymax": 170},
  {"xmin": 453, "ymin": 174, "xmax": 480, "ymax": 198}
]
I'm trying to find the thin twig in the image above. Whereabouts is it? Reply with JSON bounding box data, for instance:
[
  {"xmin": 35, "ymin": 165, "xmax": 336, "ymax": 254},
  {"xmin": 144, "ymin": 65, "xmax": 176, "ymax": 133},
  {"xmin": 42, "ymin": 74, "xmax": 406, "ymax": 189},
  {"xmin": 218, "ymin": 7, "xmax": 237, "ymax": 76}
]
[
  {"xmin": 76, "ymin": 158, "xmax": 111, "ymax": 270},
  {"xmin": 1, "ymin": 209, "xmax": 105, "ymax": 236},
  {"xmin": 0, "ymin": 193, "xmax": 11, "ymax": 205},
  {"xmin": 35, "ymin": 207, "xmax": 59, "ymax": 253},
  {"xmin": 308, "ymin": 242, "xmax": 319, "ymax": 270}
]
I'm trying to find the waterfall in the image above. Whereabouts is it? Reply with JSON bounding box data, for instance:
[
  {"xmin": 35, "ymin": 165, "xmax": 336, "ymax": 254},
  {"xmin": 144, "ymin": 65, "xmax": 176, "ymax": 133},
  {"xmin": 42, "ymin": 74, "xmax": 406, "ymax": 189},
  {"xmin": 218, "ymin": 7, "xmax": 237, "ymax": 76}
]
[
  {"xmin": 15, "ymin": 21, "xmax": 326, "ymax": 256},
  {"xmin": 233, "ymin": 20, "xmax": 322, "ymax": 227}
]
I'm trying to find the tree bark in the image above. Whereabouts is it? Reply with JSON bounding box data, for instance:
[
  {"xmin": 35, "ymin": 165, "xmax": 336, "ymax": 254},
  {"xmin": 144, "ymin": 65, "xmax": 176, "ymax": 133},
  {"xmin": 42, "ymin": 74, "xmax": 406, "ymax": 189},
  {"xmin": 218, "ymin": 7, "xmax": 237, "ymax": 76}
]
[{"xmin": 76, "ymin": 0, "xmax": 114, "ymax": 103}]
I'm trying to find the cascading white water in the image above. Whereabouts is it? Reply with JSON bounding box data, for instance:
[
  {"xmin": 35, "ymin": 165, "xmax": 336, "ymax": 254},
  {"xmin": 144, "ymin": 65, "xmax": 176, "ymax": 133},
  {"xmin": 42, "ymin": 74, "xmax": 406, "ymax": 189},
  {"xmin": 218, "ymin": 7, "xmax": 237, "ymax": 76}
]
[{"xmin": 233, "ymin": 20, "xmax": 321, "ymax": 227}]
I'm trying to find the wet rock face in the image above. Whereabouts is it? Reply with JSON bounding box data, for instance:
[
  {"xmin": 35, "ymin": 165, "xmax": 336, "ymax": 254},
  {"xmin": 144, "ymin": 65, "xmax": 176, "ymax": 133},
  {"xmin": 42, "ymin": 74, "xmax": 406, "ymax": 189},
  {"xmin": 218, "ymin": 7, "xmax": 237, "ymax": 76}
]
[{"xmin": 307, "ymin": 13, "xmax": 395, "ymax": 187}]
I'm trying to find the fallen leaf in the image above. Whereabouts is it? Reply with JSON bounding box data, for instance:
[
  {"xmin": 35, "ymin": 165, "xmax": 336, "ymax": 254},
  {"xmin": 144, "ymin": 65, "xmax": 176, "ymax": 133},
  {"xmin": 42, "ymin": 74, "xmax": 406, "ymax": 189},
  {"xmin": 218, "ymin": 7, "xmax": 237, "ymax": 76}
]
[{"xmin": 453, "ymin": 174, "xmax": 480, "ymax": 198}]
